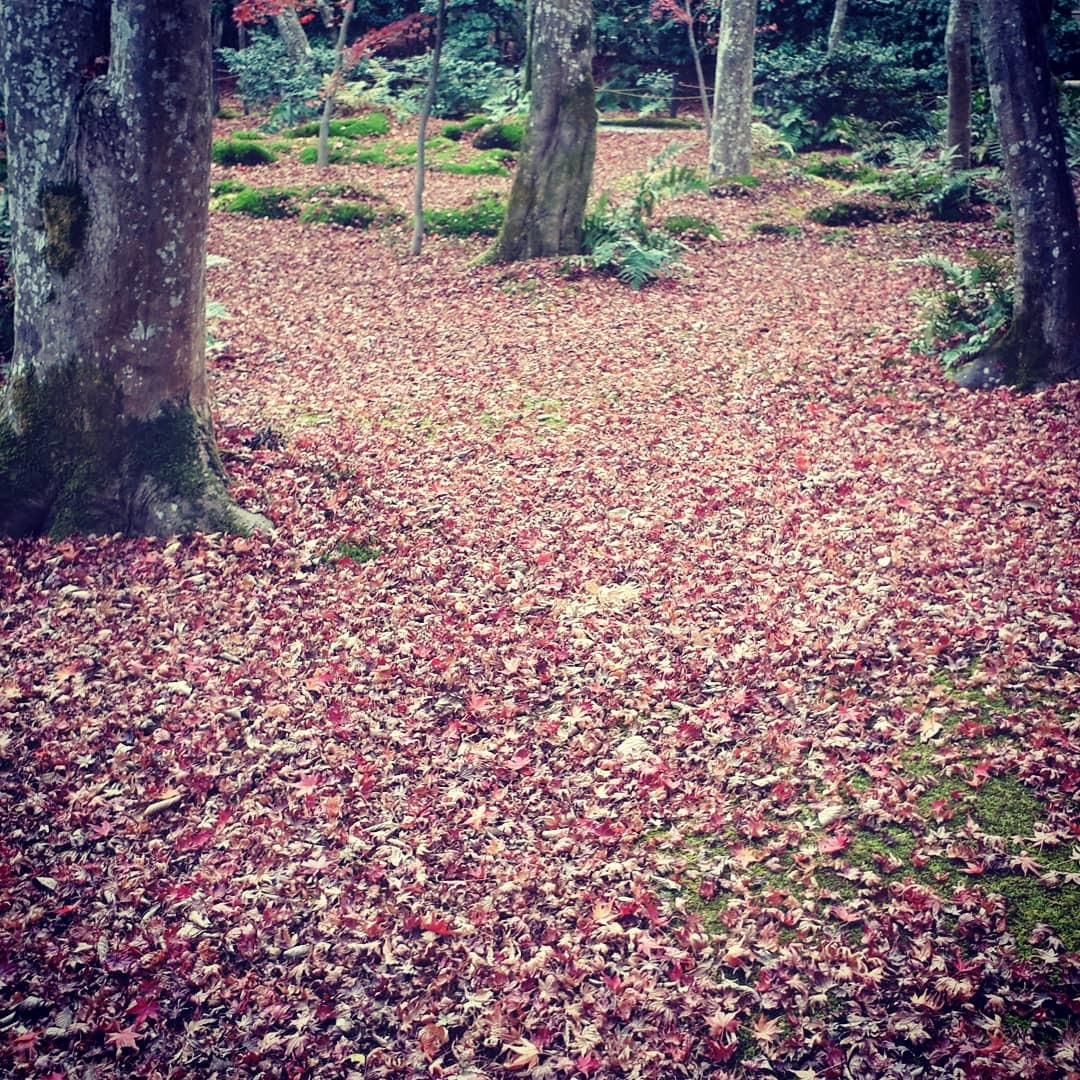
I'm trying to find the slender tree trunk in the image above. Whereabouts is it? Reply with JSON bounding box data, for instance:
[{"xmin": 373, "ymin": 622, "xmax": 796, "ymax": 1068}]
[
  {"xmin": 492, "ymin": 0, "xmax": 596, "ymax": 261},
  {"xmin": 945, "ymin": 0, "xmax": 974, "ymax": 170},
  {"xmin": 0, "ymin": 0, "xmax": 266, "ymax": 537},
  {"xmin": 276, "ymin": 7, "xmax": 312, "ymax": 67},
  {"xmin": 956, "ymin": 0, "xmax": 1080, "ymax": 388},
  {"xmin": 412, "ymin": 0, "xmax": 447, "ymax": 256},
  {"xmin": 682, "ymin": 0, "xmax": 711, "ymax": 138},
  {"xmin": 826, "ymin": 0, "xmax": 848, "ymax": 55},
  {"xmin": 709, "ymin": 0, "xmax": 759, "ymax": 181},
  {"xmin": 317, "ymin": 2, "xmax": 357, "ymax": 168}
]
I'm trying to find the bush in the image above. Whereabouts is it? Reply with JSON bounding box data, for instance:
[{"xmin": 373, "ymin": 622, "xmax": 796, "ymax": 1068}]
[
  {"xmin": 854, "ymin": 140, "xmax": 984, "ymax": 221},
  {"xmin": 424, "ymin": 195, "xmax": 506, "ymax": 237},
  {"xmin": 217, "ymin": 31, "xmax": 335, "ymax": 128},
  {"xmin": 212, "ymin": 139, "xmax": 277, "ymax": 166},
  {"xmin": 755, "ymin": 41, "xmax": 942, "ymax": 150}
]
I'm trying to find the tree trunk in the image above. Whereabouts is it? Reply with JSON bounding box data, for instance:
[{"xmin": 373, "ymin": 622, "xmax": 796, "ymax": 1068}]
[
  {"xmin": 491, "ymin": 0, "xmax": 596, "ymax": 261},
  {"xmin": 683, "ymin": 0, "xmax": 711, "ymax": 138},
  {"xmin": 275, "ymin": 6, "xmax": 312, "ymax": 67},
  {"xmin": 826, "ymin": 0, "xmax": 848, "ymax": 55},
  {"xmin": 412, "ymin": 0, "xmax": 447, "ymax": 256},
  {"xmin": 956, "ymin": 0, "xmax": 1080, "ymax": 388},
  {"xmin": 945, "ymin": 0, "xmax": 974, "ymax": 171},
  {"xmin": 0, "ymin": 0, "xmax": 266, "ymax": 538},
  {"xmin": 709, "ymin": 0, "xmax": 759, "ymax": 181},
  {"xmin": 317, "ymin": 1, "xmax": 357, "ymax": 168}
]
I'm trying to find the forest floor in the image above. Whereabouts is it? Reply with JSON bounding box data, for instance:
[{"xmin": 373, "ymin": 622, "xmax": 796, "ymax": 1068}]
[{"xmin": 2, "ymin": 112, "xmax": 1079, "ymax": 1078}]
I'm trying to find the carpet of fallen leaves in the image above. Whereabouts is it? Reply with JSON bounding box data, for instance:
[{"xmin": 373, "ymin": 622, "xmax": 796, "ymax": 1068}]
[{"xmin": 2, "ymin": 117, "xmax": 1079, "ymax": 1079}]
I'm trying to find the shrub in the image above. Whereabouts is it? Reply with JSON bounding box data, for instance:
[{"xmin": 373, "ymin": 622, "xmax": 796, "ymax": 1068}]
[
  {"xmin": 472, "ymin": 119, "xmax": 525, "ymax": 152},
  {"xmin": 754, "ymin": 41, "xmax": 942, "ymax": 150},
  {"xmin": 212, "ymin": 138, "xmax": 277, "ymax": 166},
  {"xmin": 424, "ymin": 195, "xmax": 506, "ymax": 237},
  {"xmin": 298, "ymin": 201, "xmax": 377, "ymax": 228},
  {"xmin": 217, "ymin": 31, "xmax": 335, "ymax": 128},
  {"xmin": 912, "ymin": 250, "xmax": 1013, "ymax": 371}
]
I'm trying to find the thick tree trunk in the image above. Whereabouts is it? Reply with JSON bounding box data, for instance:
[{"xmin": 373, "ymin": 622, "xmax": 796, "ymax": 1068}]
[
  {"xmin": 0, "ymin": 0, "xmax": 265, "ymax": 537},
  {"xmin": 956, "ymin": 0, "xmax": 1080, "ymax": 388},
  {"xmin": 491, "ymin": 0, "xmax": 596, "ymax": 261},
  {"xmin": 411, "ymin": 0, "xmax": 447, "ymax": 256},
  {"xmin": 945, "ymin": 0, "xmax": 974, "ymax": 171},
  {"xmin": 826, "ymin": 0, "xmax": 848, "ymax": 55},
  {"xmin": 709, "ymin": 0, "xmax": 759, "ymax": 181}
]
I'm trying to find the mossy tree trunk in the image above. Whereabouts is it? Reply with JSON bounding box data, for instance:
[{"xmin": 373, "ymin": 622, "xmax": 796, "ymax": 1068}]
[
  {"xmin": 0, "ymin": 0, "xmax": 266, "ymax": 537},
  {"xmin": 955, "ymin": 0, "xmax": 1080, "ymax": 389},
  {"xmin": 945, "ymin": 0, "xmax": 974, "ymax": 171},
  {"xmin": 708, "ymin": 0, "xmax": 758, "ymax": 181},
  {"xmin": 492, "ymin": 0, "xmax": 596, "ymax": 261}
]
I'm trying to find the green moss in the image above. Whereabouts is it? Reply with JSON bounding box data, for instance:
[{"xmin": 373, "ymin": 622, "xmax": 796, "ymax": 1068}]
[
  {"xmin": 298, "ymin": 201, "xmax": 377, "ymax": 228},
  {"xmin": 473, "ymin": 120, "xmax": 525, "ymax": 152},
  {"xmin": 661, "ymin": 215, "xmax": 721, "ymax": 240},
  {"xmin": 442, "ymin": 115, "xmax": 489, "ymax": 140},
  {"xmin": 39, "ymin": 183, "xmax": 87, "ymax": 275},
  {"xmin": 0, "ymin": 363, "xmax": 239, "ymax": 538},
  {"xmin": 286, "ymin": 114, "xmax": 389, "ymax": 139},
  {"xmin": 424, "ymin": 195, "xmax": 506, "ymax": 238},
  {"xmin": 211, "ymin": 139, "xmax": 276, "ymax": 166}
]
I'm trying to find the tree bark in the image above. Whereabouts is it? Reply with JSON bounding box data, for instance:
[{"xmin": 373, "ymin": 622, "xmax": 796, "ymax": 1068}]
[
  {"xmin": 826, "ymin": 0, "xmax": 848, "ymax": 55},
  {"xmin": 275, "ymin": 6, "xmax": 312, "ymax": 67},
  {"xmin": 491, "ymin": 0, "xmax": 596, "ymax": 261},
  {"xmin": 0, "ymin": 0, "xmax": 266, "ymax": 537},
  {"xmin": 317, "ymin": 1, "xmax": 357, "ymax": 168},
  {"xmin": 709, "ymin": 0, "xmax": 759, "ymax": 181},
  {"xmin": 956, "ymin": 0, "xmax": 1080, "ymax": 388},
  {"xmin": 682, "ymin": 0, "xmax": 711, "ymax": 139},
  {"xmin": 945, "ymin": 0, "xmax": 974, "ymax": 171},
  {"xmin": 411, "ymin": 0, "xmax": 447, "ymax": 256}
]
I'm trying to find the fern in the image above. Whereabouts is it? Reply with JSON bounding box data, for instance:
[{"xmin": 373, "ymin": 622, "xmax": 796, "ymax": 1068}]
[
  {"xmin": 581, "ymin": 145, "xmax": 705, "ymax": 288},
  {"xmin": 912, "ymin": 250, "xmax": 1013, "ymax": 370}
]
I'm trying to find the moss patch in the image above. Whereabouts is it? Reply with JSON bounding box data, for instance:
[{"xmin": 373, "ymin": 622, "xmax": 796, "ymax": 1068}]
[
  {"xmin": 0, "ymin": 363, "xmax": 243, "ymax": 538},
  {"xmin": 39, "ymin": 183, "xmax": 87, "ymax": 275}
]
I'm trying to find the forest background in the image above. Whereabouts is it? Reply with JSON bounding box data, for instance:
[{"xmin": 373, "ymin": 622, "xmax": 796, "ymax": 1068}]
[{"xmin": 1, "ymin": 1, "xmax": 1079, "ymax": 1078}]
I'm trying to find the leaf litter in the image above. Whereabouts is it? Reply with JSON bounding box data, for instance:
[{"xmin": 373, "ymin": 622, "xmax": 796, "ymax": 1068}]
[{"xmin": 1, "ymin": 119, "xmax": 1079, "ymax": 1078}]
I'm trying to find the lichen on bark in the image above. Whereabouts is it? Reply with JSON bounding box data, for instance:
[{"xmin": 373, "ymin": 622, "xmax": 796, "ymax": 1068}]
[{"xmin": 490, "ymin": 0, "xmax": 596, "ymax": 262}]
